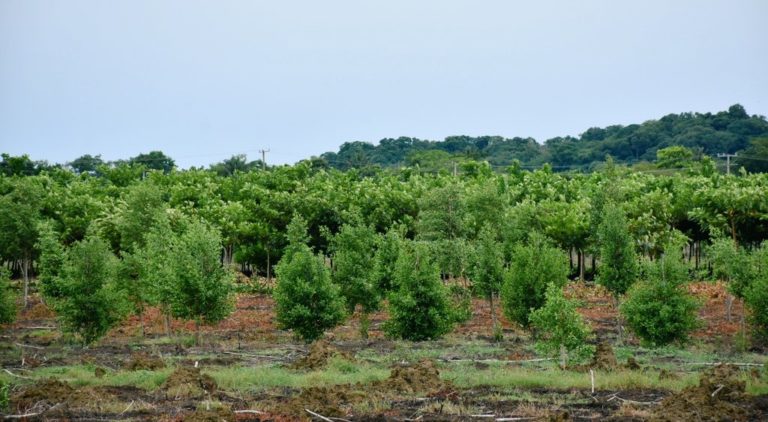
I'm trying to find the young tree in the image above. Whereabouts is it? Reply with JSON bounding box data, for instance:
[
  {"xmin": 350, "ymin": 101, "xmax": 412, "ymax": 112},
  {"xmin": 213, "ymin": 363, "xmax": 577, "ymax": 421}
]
[
  {"xmin": 707, "ymin": 237, "xmax": 752, "ymax": 321},
  {"xmin": 743, "ymin": 243, "xmax": 768, "ymax": 339},
  {"xmin": 330, "ymin": 222, "xmax": 379, "ymax": 338},
  {"xmin": 0, "ymin": 268, "xmax": 17, "ymax": 325},
  {"xmin": 529, "ymin": 283, "xmax": 593, "ymax": 368},
  {"xmin": 35, "ymin": 221, "xmax": 66, "ymax": 300},
  {"xmin": 621, "ymin": 242, "xmax": 700, "ymax": 347},
  {"xmin": 596, "ymin": 204, "xmax": 639, "ymax": 341},
  {"xmin": 502, "ymin": 233, "xmax": 569, "ymax": 327},
  {"xmin": 168, "ymin": 221, "xmax": 234, "ymax": 345},
  {"xmin": 371, "ymin": 227, "xmax": 403, "ymax": 293},
  {"xmin": 471, "ymin": 224, "xmax": 505, "ymax": 340},
  {"xmin": 597, "ymin": 204, "xmax": 638, "ymax": 297},
  {"xmin": 273, "ymin": 216, "xmax": 345, "ymax": 342},
  {"xmin": 53, "ymin": 235, "xmax": 130, "ymax": 345},
  {"xmin": 385, "ymin": 241, "xmax": 454, "ymax": 341}
]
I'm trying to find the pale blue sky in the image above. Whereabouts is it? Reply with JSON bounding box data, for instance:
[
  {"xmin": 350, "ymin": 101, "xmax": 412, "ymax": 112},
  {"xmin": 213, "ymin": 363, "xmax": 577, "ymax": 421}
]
[{"xmin": 1, "ymin": 0, "xmax": 766, "ymax": 167}]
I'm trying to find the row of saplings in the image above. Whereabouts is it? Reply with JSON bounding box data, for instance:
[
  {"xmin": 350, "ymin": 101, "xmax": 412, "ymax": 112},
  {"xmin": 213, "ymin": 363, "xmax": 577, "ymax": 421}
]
[
  {"xmin": 275, "ymin": 206, "xmax": 768, "ymax": 367},
  {"xmin": 1, "ymin": 203, "xmax": 766, "ymax": 364}
]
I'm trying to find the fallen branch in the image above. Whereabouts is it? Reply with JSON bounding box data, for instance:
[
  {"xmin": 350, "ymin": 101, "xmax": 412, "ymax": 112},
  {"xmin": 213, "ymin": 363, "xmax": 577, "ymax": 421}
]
[
  {"xmin": 2, "ymin": 368, "xmax": 33, "ymax": 380},
  {"xmin": 305, "ymin": 408, "xmax": 334, "ymax": 422},
  {"xmin": 14, "ymin": 343, "xmax": 44, "ymax": 350},
  {"xmin": 3, "ymin": 403, "xmax": 62, "ymax": 420},
  {"xmin": 711, "ymin": 384, "xmax": 725, "ymax": 398},
  {"xmin": 605, "ymin": 394, "xmax": 659, "ymax": 406},
  {"xmin": 18, "ymin": 326, "xmax": 56, "ymax": 330},
  {"xmin": 234, "ymin": 410, "xmax": 265, "ymax": 415},
  {"xmin": 441, "ymin": 358, "xmax": 556, "ymax": 364},
  {"xmin": 683, "ymin": 362, "xmax": 764, "ymax": 367},
  {"xmin": 495, "ymin": 418, "xmax": 534, "ymax": 421},
  {"xmin": 470, "ymin": 414, "xmax": 495, "ymax": 418},
  {"xmin": 118, "ymin": 400, "xmax": 135, "ymax": 416}
]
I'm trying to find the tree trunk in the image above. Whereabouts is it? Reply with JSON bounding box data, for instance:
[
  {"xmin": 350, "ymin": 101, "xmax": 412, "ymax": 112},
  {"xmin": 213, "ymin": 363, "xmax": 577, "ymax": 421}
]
[
  {"xmin": 163, "ymin": 312, "xmax": 172, "ymax": 337},
  {"xmin": 726, "ymin": 294, "xmax": 734, "ymax": 323},
  {"xmin": 579, "ymin": 250, "xmax": 585, "ymax": 282},
  {"xmin": 266, "ymin": 249, "xmax": 271, "ymax": 283},
  {"xmin": 195, "ymin": 319, "xmax": 201, "ymax": 346},
  {"xmin": 559, "ymin": 344, "xmax": 568, "ymax": 369},
  {"xmin": 21, "ymin": 257, "xmax": 30, "ymax": 309},
  {"xmin": 614, "ymin": 296, "xmax": 623, "ymax": 345}
]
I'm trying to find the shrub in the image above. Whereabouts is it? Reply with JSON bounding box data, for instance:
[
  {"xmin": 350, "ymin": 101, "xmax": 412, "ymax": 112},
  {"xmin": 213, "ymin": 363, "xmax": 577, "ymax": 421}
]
[
  {"xmin": 743, "ymin": 243, "xmax": 768, "ymax": 339},
  {"xmin": 596, "ymin": 204, "xmax": 638, "ymax": 298},
  {"xmin": 621, "ymin": 243, "xmax": 700, "ymax": 347},
  {"xmin": 0, "ymin": 268, "xmax": 16, "ymax": 325},
  {"xmin": 274, "ymin": 218, "xmax": 345, "ymax": 342},
  {"xmin": 501, "ymin": 233, "xmax": 568, "ymax": 327},
  {"xmin": 385, "ymin": 241, "xmax": 454, "ymax": 341}
]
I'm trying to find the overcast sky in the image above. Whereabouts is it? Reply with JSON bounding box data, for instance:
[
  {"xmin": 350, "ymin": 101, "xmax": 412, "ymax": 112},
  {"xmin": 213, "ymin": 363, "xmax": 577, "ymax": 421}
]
[{"xmin": 1, "ymin": 0, "xmax": 766, "ymax": 167}]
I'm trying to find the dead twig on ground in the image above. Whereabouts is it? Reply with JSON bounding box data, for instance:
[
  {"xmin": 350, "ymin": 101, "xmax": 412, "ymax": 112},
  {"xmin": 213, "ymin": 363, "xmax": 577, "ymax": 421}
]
[{"xmin": 305, "ymin": 408, "xmax": 335, "ymax": 422}]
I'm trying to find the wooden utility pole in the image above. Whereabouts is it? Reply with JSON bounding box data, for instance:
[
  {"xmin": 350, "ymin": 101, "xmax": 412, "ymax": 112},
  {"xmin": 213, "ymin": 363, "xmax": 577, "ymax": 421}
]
[
  {"xmin": 717, "ymin": 153, "xmax": 738, "ymax": 175},
  {"xmin": 259, "ymin": 149, "xmax": 270, "ymax": 170}
]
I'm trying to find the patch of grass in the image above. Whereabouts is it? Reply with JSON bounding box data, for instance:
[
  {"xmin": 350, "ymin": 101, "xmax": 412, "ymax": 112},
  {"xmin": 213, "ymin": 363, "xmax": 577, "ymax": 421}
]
[
  {"xmin": 443, "ymin": 364, "xmax": 698, "ymax": 391},
  {"xmin": 29, "ymin": 365, "xmax": 173, "ymax": 390},
  {"xmin": 209, "ymin": 363, "xmax": 389, "ymax": 392}
]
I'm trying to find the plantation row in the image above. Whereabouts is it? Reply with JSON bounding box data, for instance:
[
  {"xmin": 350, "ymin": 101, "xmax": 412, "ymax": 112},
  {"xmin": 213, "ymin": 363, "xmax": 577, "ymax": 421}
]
[{"xmin": 1, "ymin": 157, "xmax": 768, "ymax": 357}]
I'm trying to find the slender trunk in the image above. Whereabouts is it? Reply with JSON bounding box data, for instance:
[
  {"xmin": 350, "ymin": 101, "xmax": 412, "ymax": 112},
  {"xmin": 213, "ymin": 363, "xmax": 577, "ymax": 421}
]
[
  {"xmin": 266, "ymin": 249, "xmax": 271, "ymax": 283},
  {"xmin": 730, "ymin": 216, "xmax": 738, "ymax": 247},
  {"xmin": 726, "ymin": 294, "xmax": 734, "ymax": 323},
  {"xmin": 569, "ymin": 248, "xmax": 574, "ymax": 271},
  {"xmin": 195, "ymin": 319, "xmax": 201, "ymax": 346},
  {"xmin": 579, "ymin": 250, "xmax": 585, "ymax": 282},
  {"xmin": 490, "ymin": 292, "xmax": 499, "ymax": 340},
  {"xmin": 163, "ymin": 312, "xmax": 172, "ymax": 337},
  {"xmin": 591, "ymin": 255, "xmax": 596, "ymax": 276},
  {"xmin": 359, "ymin": 312, "xmax": 370, "ymax": 340},
  {"xmin": 21, "ymin": 257, "xmax": 30, "ymax": 309},
  {"xmin": 559, "ymin": 344, "xmax": 568, "ymax": 369},
  {"xmin": 614, "ymin": 296, "xmax": 623, "ymax": 345}
]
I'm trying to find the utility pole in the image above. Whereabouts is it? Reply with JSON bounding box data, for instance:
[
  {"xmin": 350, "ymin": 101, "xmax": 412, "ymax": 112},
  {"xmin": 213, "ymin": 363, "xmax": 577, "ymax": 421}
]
[
  {"xmin": 717, "ymin": 153, "xmax": 738, "ymax": 175},
  {"xmin": 259, "ymin": 149, "xmax": 270, "ymax": 170},
  {"xmin": 453, "ymin": 161, "xmax": 458, "ymax": 177}
]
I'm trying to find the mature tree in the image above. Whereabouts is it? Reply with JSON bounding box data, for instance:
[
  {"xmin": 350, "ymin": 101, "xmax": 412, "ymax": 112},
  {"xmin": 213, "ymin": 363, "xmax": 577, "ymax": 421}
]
[
  {"xmin": 69, "ymin": 154, "xmax": 105, "ymax": 174},
  {"xmin": 0, "ymin": 177, "xmax": 45, "ymax": 308},
  {"xmin": 621, "ymin": 241, "xmax": 700, "ymax": 346},
  {"xmin": 52, "ymin": 235, "xmax": 130, "ymax": 345},
  {"xmin": 115, "ymin": 183, "xmax": 166, "ymax": 253},
  {"xmin": 168, "ymin": 221, "xmax": 234, "ymax": 345},
  {"xmin": 736, "ymin": 137, "xmax": 768, "ymax": 173},
  {"xmin": 273, "ymin": 216, "xmax": 345, "ymax": 342},
  {"xmin": 0, "ymin": 268, "xmax": 16, "ymax": 324},
  {"xmin": 385, "ymin": 241, "xmax": 454, "ymax": 341},
  {"xmin": 502, "ymin": 233, "xmax": 568, "ymax": 327},
  {"xmin": 656, "ymin": 146, "xmax": 694, "ymax": 169},
  {"xmin": 329, "ymin": 222, "xmax": 379, "ymax": 338},
  {"xmin": 471, "ymin": 224, "xmax": 505, "ymax": 339},
  {"xmin": 129, "ymin": 151, "xmax": 175, "ymax": 173},
  {"xmin": 210, "ymin": 154, "xmax": 260, "ymax": 176},
  {"xmin": 529, "ymin": 283, "xmax": 593, "ymax": 368}
]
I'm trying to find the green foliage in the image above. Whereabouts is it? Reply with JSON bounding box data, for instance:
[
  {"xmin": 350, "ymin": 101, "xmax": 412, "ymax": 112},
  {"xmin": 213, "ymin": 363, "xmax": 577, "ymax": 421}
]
[
  {"xmin": 707, "ymin": 237, "xmax": 751, "ymax": 298},
  {"xmin": 0, "ymin": 268, "xmax": 16, "ymax": 325},
  {"xmin": 168, "ymin": 221, "xmax": 234, "ymax": 327},
  {"xmin": 116, "ymin": 183, "xmax": 166, "ymax": 253},
  {"xmin": 385, "ymin": 242, "xmax": 454, "ymax": 341},
  {"xmin": 471, "ymin": 224, "xmax": 504, "ymax": 299},
  {"xmin": 371, "ymin": 228, "xmax": 402, "ymax": 293},
  {"xmin": 53, "ymin": 235, "xmax": 131, "ymax": 344},
  {"xmin": 330, "ymin": 222, "xmax": 380, "ymax": 314},
  {"xmin": 597, "ymin": 205, "xmax": 639, "ymax": 297},
  {"xmin": 736, "ymin": 137, "xmax": 768, "ymax": 173},
  {"xmin": 743, "ymin": 243, "xmax": 768, "ymax": 338},
  {"xmin": 501, "ymin": 233, "xmax": 569, "ymax": 327},
  {"xmin": 274, "ymin": 220, "xmax": 345, "ymax": 342},
  {"xmin": 129, "ymin": 150, "xmax": 175, "ymax": 173},
  {"xmin": 529, "ymin": 283, "xmax": 593, "ymax": 367},
  {"xmin": 656, "ymin": 146, "xmax": 694, "ymax": 169},
  {"xmin": 35, "ymin": 220, "xmax": 66, "ymax": 299},
  {"xmin": 621, "ymin": 243, "xmax": 700, "ymax": 347}
]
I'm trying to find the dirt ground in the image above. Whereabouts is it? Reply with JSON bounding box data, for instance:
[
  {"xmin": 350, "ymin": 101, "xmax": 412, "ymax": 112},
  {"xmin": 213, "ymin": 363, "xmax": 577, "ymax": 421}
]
[{"xmin": 1, "ymin": 280, "xmax": 766, "ymax": 421}]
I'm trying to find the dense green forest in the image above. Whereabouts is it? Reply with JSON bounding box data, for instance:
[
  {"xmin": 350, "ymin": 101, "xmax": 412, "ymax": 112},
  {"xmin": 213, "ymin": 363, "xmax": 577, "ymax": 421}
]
[{"xmin": 320, "ymin": 104, "xmax": 768, "ymax": 173}]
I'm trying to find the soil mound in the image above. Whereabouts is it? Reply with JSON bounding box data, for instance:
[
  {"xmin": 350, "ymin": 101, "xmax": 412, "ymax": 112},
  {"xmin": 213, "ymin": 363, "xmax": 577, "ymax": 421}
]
[
  {"xmin": 590, "ymin": 342, "xmax": 618, "ymax": 370},
  {"xmin": 161, "ymin": 367, "xmax": 217, "ymax": 399},
  {"xmin": 123, "ymin": 351, "xmax": 166, "ymax": 370},
  {"xmin": 624, "ymin": 356, "xmax": 641, "ymax": 370},
  {"xmin": 650, "ymin": 364, "xmax": 759, "ymax": 421},
  {"xmin": 383, "ymin": 359, "xmax": 447, "ymax": 394},
  {"xmin": 11, "ymin": 378, "xmax": 81, "ymax": 413},
  {"xmin": 291, "ymin": 339, "xmax": 351, "ymax": 370},
  {"xmin": 275, "ymin": 385, "xmax": 367, "ymax": 418}
]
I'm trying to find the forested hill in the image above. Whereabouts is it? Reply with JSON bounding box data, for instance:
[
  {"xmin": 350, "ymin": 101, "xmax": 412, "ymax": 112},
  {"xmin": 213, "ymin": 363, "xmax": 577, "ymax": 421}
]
[{"xmin": 320, "ymin": 104, "xmax": 768, "ymax": 171}]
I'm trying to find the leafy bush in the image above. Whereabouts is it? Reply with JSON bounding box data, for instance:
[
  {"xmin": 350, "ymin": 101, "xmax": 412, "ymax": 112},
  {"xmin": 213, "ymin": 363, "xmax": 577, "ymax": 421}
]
[
  {"xmin": 0, "ymin": 268, "xmax": 16, "ymax": 325},
  {"xmin": 274, "ymin": 216, "xmax": 345, "ymax": 342},
  {"xmin": 621, "ymin": 243, "xmax": 700, "ymax": 347},
  {"xmin": 53, "ymin": 235, "xmax": 131, "ymax": 345},
  {"xmin": 501, "ymin": 233, "xmax": 568, "ymax": 327},
  {"xmin": 471, "ymin": 224, "xmax": 504, "ymax": 338},
  {"xmin": 596, "ymin": 204, "xmax": 638, "ymax": 297},
  {"xmin": 529, "ymin": 283, "xmax": 593, "ymax": 368},
  {"xmin": 743, "ymin": 243, "xmax": 768, "ymax": 339},
  {"xmin": 385, "ymin": 241, "xmax": 454, "ymax": 341}
]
